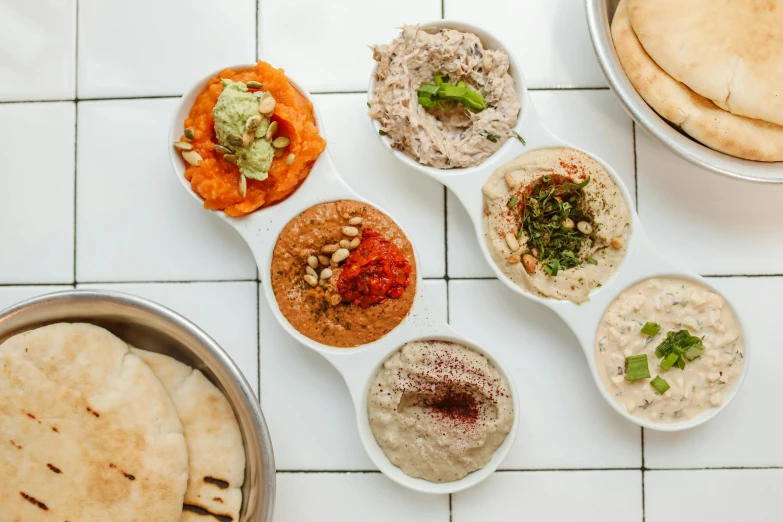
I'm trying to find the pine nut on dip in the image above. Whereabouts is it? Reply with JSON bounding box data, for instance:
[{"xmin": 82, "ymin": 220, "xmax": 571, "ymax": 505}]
[
  {"xmin": 368, "ymin": 340, "xmax": 513, "ymax": 483},
  {"xmin": 595, "ymin": 278, "xmax": 745, "ymax": 423},
  {"xmin": 482, "ymin": 147, "xmax": 631, "ymax": 303},
  {"xmin": 271, "ymin": 201, "xmax": 416, "ymax": 348}
]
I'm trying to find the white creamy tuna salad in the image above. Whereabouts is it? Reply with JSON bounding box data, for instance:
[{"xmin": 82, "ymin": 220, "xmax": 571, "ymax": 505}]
[
  {"xmin": 368, "ymin": 340, "xmax": 514, "ymax": 483},
  {"xmin": 483, "ymin": 147, "xmax": 631, "ymax": 303},
  {"xmin": 595, "ymin": 277, "xmax": 745, "ymax": 424},
  {"xmin": 369, "ymin": 25, "xmax": 520, "ymax": 169}
]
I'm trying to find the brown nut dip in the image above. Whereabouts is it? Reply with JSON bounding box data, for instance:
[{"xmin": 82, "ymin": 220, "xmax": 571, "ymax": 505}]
[{"xmin": 271, "ymin": 200, "xmax": 417, "ymax": 348}]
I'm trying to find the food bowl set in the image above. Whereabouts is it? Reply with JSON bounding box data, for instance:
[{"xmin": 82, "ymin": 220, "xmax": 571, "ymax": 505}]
[
  {"xmin": 169, "ymin": 63, "xmax": 520, "ymax": 495},
  {"xmin": 585, "ymin": 0, "xmax": 783, "ymax": 183},
  {"xmin": 367, "ymin": 20, "xmax": 750, "ymax": 432},
  {"xmin": 0, "ymin": 290, "xmax": 276, "ymax": 522}
]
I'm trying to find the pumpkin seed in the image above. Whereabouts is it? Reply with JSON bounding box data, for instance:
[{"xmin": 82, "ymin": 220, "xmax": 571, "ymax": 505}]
[
  {"xmin": 224, "ymin": 154, "xmax": 238, "ymax": 165},
  {"xmin": 258, "ymin": 96, "xmax": 276, "ymax": 115},
  {"xmin": 239, "ymin": 174, "xmax": 247, "ymax": 198},
  {"xmin": 227, "ymin": 134, "xmax": 243, "ymax": 147},
  {"xmin": 184, "ymin": 128, "xmax": 195, "ymax": 141},
  {"xmin": 214, "ymin": 144, "xmax": 233, "ymax": 155},
  {"xmin": 246, "ymin": 115, "xmax": 262, "ymax": 131},
  {"xmin": 253, "ymin": 91, "xmax": 267, "ymax": 98},
  {"xmin": 181, "ymin": 150, "xmax": 203, "ymax": 166},
  {"xmin": 242, "ymin": 129, "xmax": 255, "ymax": 147},
  {"xmin": 285, "ymin": 153, "xmax": 295, "ymax": 166},
  {"xmin": 273, "ymin": 148, "xmax": 285, "ymax": 158},
  {"xmin": 246, "ymin": 80, "xmax": 263, "ymax": 89},
  {"xmin": 173, "ymin": 141, "xmax": 193, "ymax": 150},
  {"xmin": 265, "ymin": 121, "xmax": 278, "ymax": 141},
  {"xmin": 272, "ymin": 136, "xmax": 290, "ymax": 148}
]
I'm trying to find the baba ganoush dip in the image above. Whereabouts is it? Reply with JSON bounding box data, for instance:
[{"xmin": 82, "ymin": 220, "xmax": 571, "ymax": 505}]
[
  {"xmin": 482, "ymin": 147, "xmax": 631, "ymax": 304},
  {"xmin": 595, "ymin": 278, "xmax": 745, "ymax": 423},
  {"xmin": 369, "ymin": 25, "xmax": 520, "ymax": 169},
  {"xmin": 368, "ymin": 340, "xmax": 514, "ymax": 483},
  {"xmin": 271, "ymin": 200, "xmax": 416, "ymax": 348}
]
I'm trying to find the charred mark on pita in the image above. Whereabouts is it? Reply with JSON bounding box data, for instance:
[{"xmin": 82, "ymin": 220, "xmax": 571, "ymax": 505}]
[
  {"xmin": 109, "ymin": 463, "xmax": 136, "ymax": 481},
  {"xmin": 9, "ymin": 440, "xmax": 22, "ymax": 450},
  {"xmin": 183, "ymin": 503, "xmax": 233, "ymax": 522},
  {"xmin": 86, "ymin": 406, "xmax": 100, "ymax": 418},
  {"xmin": 51, "ymin": 426, "xmax": 59, "ymax": 433},
  {"xmin": 25, "ymin": 412, "xmax": 40, "ymax": 423},
  {"xmin": 204, "ymin": 476, "xmax": 230, "ymax": 489},
  {"xmin": 20, "ymin": 492, "xmax": 48, "ymax": 511},
  {"xmin": 46, "ymin": 463, "xmax": 62, "ymax": 474},
  {"xmin": 213, "ymin": 497, "xmax": 224, "ymax": 503}
]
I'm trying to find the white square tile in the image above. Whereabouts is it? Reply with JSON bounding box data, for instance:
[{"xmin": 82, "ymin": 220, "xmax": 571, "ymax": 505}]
[
  {"xmin": 313, "ymin": 93, "xmax": 445, "ymax": 278},
  {"xmin": 644, "ymin": 277, "xmax": 783, "ymax": 468},
  {"xmin": 636, "ymin": 131, "xmax": 783, "ymax": 276},
  {"xmin": 0, "ymin": 102, "xmax": 75, "ymax": 283},
  {"xmin": 260, "ymin": 280, "xmax": 448, "ymax": 470},
  {"xmin": 78, "ymin": 0, "xmax": 256, "ymax": 98},
  {"xmin": 445, "ymin": 0, "xmax": 606, "ymax": 88},
  {"xmin": 77, "ymin": 281, "xmax": 259, "ymax": 395},
  {"xmin": 275, "ymin": 473, "xmax": 449, "ymax": 522},
  {"xmin": 0, "ymin": 0, "xmax": 75, "ymax": 101},
  {"xmin": 75, "ymin": 98, "xmax": 256, "ymax": 282},
  {"xmin": 449, "ymin": 280, "xmax": 641, "ymax": 468},
  {"xmin": 447, "ymin": 90, "xmax": 635, "ymax": 278},
  {"xmin": 0, "ymin": 286, "xmax": 74, "ymax": 312},
  {"xmin": 453, "ymin": 471, "xmax": 642, "ymax": 521},
  {"xmin": 259, "ymin": 0, "xmax": 442, "ymax": 93},
  {"xmin": 646, "ymin": 469, "xmax": 783, "ymax": 522}
]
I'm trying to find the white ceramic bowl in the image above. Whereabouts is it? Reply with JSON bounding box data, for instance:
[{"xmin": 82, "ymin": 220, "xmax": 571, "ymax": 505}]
[
  {"xmin": 585, "ymin": 0, "xmax": 783, "ymax": 183},
  {"xmin": 367, "ymin": 20, "xmax": 750, "ymax": 431},
  {"xmin": 168, "ymin": 64, "xmax": 519, "ymax": 493}
]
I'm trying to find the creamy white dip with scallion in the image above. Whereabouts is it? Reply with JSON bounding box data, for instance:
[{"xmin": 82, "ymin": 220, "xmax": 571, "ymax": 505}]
[{"xmin": 595, "ymin": 277, "xmax": 744, "ymax": 423}]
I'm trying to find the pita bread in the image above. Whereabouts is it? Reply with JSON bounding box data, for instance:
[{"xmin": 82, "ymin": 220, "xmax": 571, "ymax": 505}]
[
  {"xmin": 628, "ymin": 0, "xmax": 783, "ymax": 126},
  {"xmin": 132, "ymin": 348, "xmax": 245, "ymax": 522},
  {"xmin": 0, "ymin": 323, "xmax": 188, "ymax": 522},
  {"xmin": 612, "ymin": 0, "xmax": 783, "ymax": 162}
]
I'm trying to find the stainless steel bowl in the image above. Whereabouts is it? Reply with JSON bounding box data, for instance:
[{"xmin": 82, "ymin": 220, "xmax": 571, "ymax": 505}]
[
  {"xmin": 585, "ymin": 0, "xmax": 783, "ymax": 183},
  {"xmin": 0, "ymin": 289, "xmax": 275, "ymax": 522}
]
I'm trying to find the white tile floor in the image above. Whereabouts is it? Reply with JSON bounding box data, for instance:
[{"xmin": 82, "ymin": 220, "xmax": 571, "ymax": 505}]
[{"xmin": 1, "ymin": 1, "xmax": 782, "ymax": 520}]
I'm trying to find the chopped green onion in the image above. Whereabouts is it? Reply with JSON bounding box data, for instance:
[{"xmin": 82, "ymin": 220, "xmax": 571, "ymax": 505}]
[
  {"xmin": 508, "ymin": 195, "xmax": 519, "ymax": 209},
  {"xmin": 543, "ymin": 258, "xmax": 561, "ymax": 277},
  {"xmin": 660, "ymin": 352, "xmax": 679, "ymax": 371},
  {"xmin": 416, "ymin": 76, "xmax": 487, "ymax": 113},
  {"xmin": 418, "ymin": 96, "xmax": 436, "ymax": 108},
  {"xmin": 683, "ymin": 342, "xmax": 705, "ymax": 361},
  {"xmin": 366, "ymin": 102, "xmax": 371, "ymax": 108},
  {"xmin": 587, "ymin": 255, "xmax": 598, "ymax": 265},
  {"xmin": 641, "ymin": 322, "xmax": 661, "ymax": 336},
  {"xmin": 418, "ymin": 82, "xmax": 439, "ymax": 96},
  {"xmin": 379, "ymin": 130, "xmax": 388, "ymax": 136},
  {"xmin": 514, "ymin": 132, "xmax": 526, "ymax": 145},
  {"xmin": 624, "ymin": 354, "xmax": 650, "ymax": 381},
  {"xmin": 650, "ymin": 376, "xmax": 670, "ymax": 394},
  {"xmin": 675, "ymin": 356, "xmax": 686, "ymax": 370}
]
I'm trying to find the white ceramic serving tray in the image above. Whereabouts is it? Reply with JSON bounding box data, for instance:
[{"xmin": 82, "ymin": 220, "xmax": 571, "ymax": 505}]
[
  {"xmin": 367, "ymin": 21, "xmax": 750, "ymax": 432},
  {"xmin": 169, "ymin": 66, "xmax": 520, "ymax": 494}
]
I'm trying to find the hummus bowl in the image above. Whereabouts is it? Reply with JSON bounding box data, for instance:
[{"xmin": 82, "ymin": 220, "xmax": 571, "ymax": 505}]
[
  {"xmin": 170, "ymin": 64, "xmax": 519, "ymax": 493},
  {"xmin": 368, "ymin": 21, "xmax": 749, "ymax": 430},
  {"xmin": 0, "ymin": 290, "xmax": 276, "ymax": 522}
]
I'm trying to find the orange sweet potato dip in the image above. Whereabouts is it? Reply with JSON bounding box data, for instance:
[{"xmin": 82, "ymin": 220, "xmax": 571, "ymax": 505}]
[{"xmin": 182, "ymin": 61, "xmax": 326, "ymax": 216}]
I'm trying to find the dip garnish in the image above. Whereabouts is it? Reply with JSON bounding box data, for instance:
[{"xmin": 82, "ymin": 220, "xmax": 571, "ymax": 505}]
[
  {"xmin": 337, "ymin": 229, "xmax": 412, "ymax": 308},
  {"xmin": 641, "ymin": 321, "xmax": 661, "ymax": 336},
  {"xmin": 624, "ymin": 354, "xmax": 650, "ymax": 381},
  {"xmin": 417, "ymin": 74, "xmax": 487, "ymax": 112},
  {"xmin": 650, "ymin": 376, "xmax": 670, "ymax": 395},
  {"xmin": 509, "ymin": 174, "xmax": 593, "ymax": 275},
  {"xmin": 654, "ymin": 330, "xmax": 705, "ymax": 371}
]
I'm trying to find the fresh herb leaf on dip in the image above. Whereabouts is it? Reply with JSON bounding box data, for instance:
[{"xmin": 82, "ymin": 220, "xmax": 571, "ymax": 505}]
[{"xmin": 369, "ymin": 25, "xmax": 520, "ymax": 169}]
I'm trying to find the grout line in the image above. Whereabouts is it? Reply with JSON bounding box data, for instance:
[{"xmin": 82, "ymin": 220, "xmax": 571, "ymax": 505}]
[
  {"xmin": 641, "ymin": 427, "xmax": 646, "ymax": 522},
  {"xmin": 529, "ymin": 86, "xmax": 610, "ymax": 91},
  {"xmin": 255, "ymin": 0, "xmax": 260, "ymax": 62},
  {"xmin": 704, "ymin": 273, "xmax": 783, "ymax": 278},
  {"xmin": 443, "ymin": 186, "xmax": 449, "ymax": 279},
  {"xmin": 311, "ymin": 90, "xmax": 367, "ymax": 96},
  {"xmin": 70, "ymin": 279, "xmax": 259, "ymax": 286},
  {"xmin": 73, "ymin": 103, "xmax": 78, "ymax": 284},
  {"xmin": 275, "ymin": 466, "xmax": 783, "ymax": 474},
  {"xmin": 448, "ymin": 493, "xmax": 452, "ymax": 522},
  {"xmin": 632, "ymin": 121, "xmax": 639, "ymax": 211}
]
